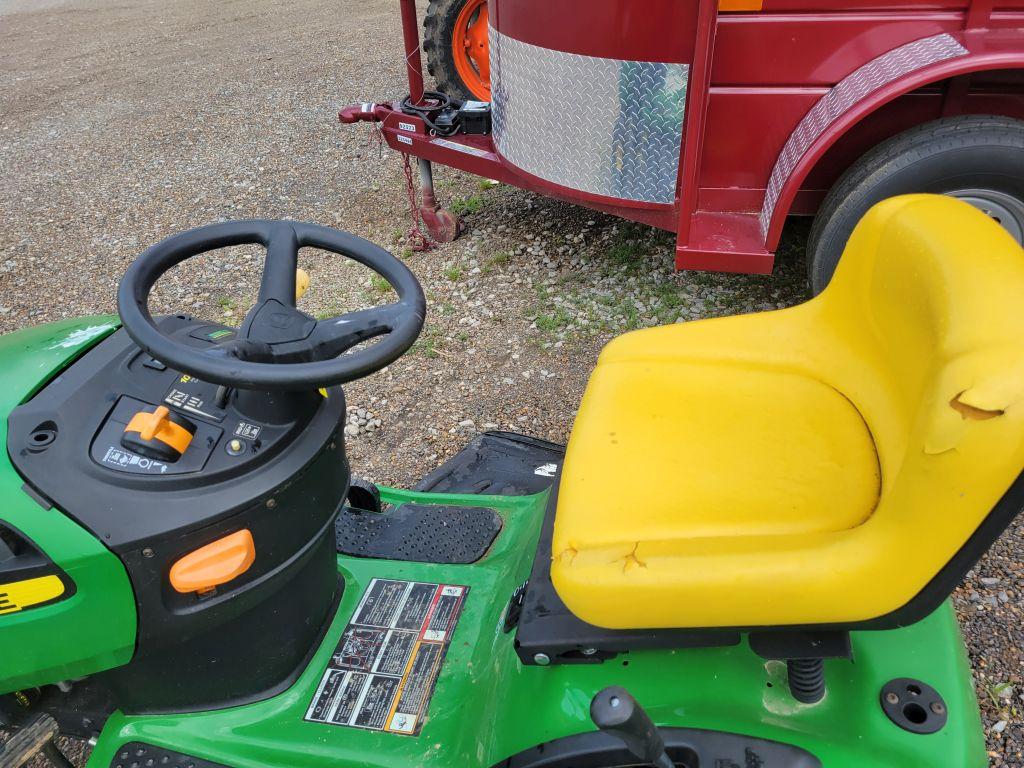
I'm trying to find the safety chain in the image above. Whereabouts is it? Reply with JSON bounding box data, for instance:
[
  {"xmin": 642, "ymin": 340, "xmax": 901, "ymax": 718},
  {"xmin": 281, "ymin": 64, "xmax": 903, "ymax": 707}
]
[
  {"xmin": 366, "ymin": 120, "xmax": 432, "ymax": 252},
  {"xmin": 401, "ymin": 153, "xmax": 432, "ymax": 252}
]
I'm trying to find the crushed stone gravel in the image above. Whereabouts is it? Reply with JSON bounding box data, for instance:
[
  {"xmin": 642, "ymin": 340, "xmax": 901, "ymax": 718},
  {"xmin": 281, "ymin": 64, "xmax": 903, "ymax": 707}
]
[{"xmin": 1, "ymin": 0, "xmax": 1021, "ymax": 764}]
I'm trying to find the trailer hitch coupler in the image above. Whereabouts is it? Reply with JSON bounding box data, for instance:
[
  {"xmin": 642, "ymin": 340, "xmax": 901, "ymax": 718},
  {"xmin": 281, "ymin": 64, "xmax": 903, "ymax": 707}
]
[{"xmin": 338, "ymin": 103, "xmax": 388, "ymax": 124}]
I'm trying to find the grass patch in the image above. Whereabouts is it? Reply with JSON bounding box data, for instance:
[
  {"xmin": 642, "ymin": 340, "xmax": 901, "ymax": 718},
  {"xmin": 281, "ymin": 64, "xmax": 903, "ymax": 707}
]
[
  {"xmin": 412, "ymin": 326, "xmax": 445, "ymax": 359},
  {"xmin": 534, "ymin": 306, "xmax": 573, "ymax": 333},
  {"xmin": 444, "ymin": 264, "xmax": 463, "ymax": 282},
  {"xmin": 483, "ymin": 251, "xmax": 511, "ymax": 273},
  {"xmin": 607, "ymin": 240, "xmax": 641, "ymax": 266},
  {"xmin": 988, "ymin": 681, "xmax": 1014, "ymax": 707},
  {"xmin": 450, "ymin": 195, "xmax": 486, "ymax": 216},
  {"xmin": 369, "ymin": 274, "xmax": 392, "ymax": 295},
  {"xmin": 316, "ymin": 307, "xmax": 343, "ymax": 320}
]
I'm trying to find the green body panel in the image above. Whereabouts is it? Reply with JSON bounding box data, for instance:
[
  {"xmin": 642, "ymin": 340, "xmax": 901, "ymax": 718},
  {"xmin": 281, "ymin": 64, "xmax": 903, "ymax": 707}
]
[
  {"xmin": 0, "ymin": 317, "xmax": 137, "ymax": 692},
  {"xmin": 87, "ymin": 486, "xmax": 986, "ymax": 768}
]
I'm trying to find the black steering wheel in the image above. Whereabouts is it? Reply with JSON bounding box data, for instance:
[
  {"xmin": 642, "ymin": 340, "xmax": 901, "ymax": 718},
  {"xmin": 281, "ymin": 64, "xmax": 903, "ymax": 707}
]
[{"xmin": 117, "ymin": 220, "xmax": 425, "ymax": 390}]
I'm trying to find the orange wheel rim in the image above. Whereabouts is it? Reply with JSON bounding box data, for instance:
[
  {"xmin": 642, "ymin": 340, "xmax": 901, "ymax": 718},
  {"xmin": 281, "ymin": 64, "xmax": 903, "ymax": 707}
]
[{"xmin": 452, "ymin": 0, "xmax": 491, "ymax": 101}]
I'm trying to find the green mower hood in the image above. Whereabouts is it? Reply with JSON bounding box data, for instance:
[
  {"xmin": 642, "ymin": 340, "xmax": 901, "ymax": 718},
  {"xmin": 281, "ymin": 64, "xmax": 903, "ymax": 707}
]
[{"xmin": 0, "ymin": 317, "xmax": 136, "ymax": 694}]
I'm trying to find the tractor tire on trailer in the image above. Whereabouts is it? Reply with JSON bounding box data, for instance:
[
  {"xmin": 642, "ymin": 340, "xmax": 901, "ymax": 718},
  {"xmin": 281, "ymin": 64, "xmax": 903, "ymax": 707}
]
[
  {"xmin": 424, "ymin": 0, "xmax": 491, "ymax": 102},
  {"xmin": 807, "ymin": 115, "xmax": 1024, "ymax": 294}
]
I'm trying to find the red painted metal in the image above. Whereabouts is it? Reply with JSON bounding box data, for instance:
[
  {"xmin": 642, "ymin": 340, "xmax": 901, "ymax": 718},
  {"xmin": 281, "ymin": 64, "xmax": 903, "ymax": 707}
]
[
  {"xmin": 712, "ymin": 13, "xmax": 964, "ymax": 85},
  {"xmin": 761, "ymin": 33, "xmax": 1024, "ymax": 249},
  {"xmin": 675, "ymin": 0, "xmax": 721, "ymax": 248},
  {"xmin": 419, "ymin": 190, "xmax": 461, "ymax": 242},
  {"xmin": 966, "ymin": 0, "xmax": 995, "ymax": 27},
  {"xmin": 399, "ymin": 0, "xmax": 426, "ymax": 103},
  {"xmin": 341, "ymin": 0, "xmax": 1024, "ymax": 274},
  {"xmin": 378, "ymin": 112, "xmax": 681, "ymax": 229},
  {"xmin": 489, "ymin": 0, "xmax": 696, "ymax": 62}
]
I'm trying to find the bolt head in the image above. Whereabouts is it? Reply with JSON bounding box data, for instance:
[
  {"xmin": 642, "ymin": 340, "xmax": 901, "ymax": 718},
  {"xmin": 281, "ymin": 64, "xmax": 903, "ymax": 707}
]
[
  {"xmin": 533, "ymin": 653, "xmax": 551, "ymax": 666},
  {"xmin": 141, "ymin": 547, "xmax": 155, "ymax": 558},
  {"xmin": 885, "ymin": 692, "xmax": 900, "ymax": 705},
  {"xmin": 266, "ymin": 498, "xmax": 277, "ymax": 509},
  {"xmin": 930, "ymin": 701, "xmax": 946, "ymax": 715}
]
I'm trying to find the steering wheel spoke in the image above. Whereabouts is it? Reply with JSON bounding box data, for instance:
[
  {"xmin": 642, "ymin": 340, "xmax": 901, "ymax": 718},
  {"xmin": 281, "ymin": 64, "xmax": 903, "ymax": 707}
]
[
  {"xmin": 256, "ymin": 223, "xmax": 301, "ymax": 306},
  {"xmin": 308, "ymin": 302, "xmax": 408, "ymax": 359}
]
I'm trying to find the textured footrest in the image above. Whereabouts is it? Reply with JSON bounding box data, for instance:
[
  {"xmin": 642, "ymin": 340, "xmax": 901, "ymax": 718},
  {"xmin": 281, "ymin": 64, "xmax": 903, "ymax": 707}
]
[
  {"xmin": 336, "ymin": 503, "xmax": 501, "ymax": 564},
  {"xmin": 111, "ymin": 742, "xmax": 230, "ymax": 768}
]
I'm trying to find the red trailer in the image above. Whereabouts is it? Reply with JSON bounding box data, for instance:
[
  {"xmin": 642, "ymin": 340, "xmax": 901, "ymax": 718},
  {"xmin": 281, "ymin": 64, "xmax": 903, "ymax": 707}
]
[{"xmin": 340, "ymin": 0, "xmax": 1024, "ymax": 290}]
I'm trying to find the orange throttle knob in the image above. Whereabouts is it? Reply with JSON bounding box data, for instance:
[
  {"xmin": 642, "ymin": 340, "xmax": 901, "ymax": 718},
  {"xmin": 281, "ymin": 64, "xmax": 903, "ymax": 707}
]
[
  {"xmin": 122, "ymin": 405, "xmax": 196, "ymax": 462},
  {"xmin": 169, "ymin": 530, "xmax": 256, "ymax": 595}
]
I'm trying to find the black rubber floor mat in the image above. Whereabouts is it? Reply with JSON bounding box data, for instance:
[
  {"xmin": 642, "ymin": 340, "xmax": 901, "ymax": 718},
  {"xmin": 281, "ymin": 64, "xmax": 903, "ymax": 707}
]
[
  {"xmin": 336, "ymin": 503, "xmax": 502, "ymax": 564},
  {"xmin": 414, "ymin": 431, "xmax": 565, "ymax": 496}
]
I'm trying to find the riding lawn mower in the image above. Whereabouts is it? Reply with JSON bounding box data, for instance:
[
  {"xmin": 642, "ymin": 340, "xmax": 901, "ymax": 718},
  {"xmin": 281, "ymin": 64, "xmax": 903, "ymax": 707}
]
[{"xmin": 1, "ymin": 193, "xmax": 1022, "ymax": 767}]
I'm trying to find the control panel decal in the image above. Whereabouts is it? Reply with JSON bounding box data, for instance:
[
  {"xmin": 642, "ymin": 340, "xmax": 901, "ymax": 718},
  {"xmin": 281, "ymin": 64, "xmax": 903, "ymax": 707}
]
[
  {"xmin": 164, "ymin": 375, "xmax": 226, "ymax": 422},
  {"xmin": 91, "ymin": 396, "xmax": 223, "ymax": 476},
  {"xmin": 100, "ymin": 445, "xmax": 169, "ymax": 474},
  {"xmin": 306, "ymin": 578, "xmax": 469, "ymax": 736}
]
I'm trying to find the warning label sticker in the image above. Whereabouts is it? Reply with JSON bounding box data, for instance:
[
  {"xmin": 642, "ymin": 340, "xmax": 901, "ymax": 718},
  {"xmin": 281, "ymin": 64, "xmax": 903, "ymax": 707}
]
[
  {"xmin": 305, "ymin": 578, "xmax": 469, "ymax": 736},
  {"xmin": 431, "ymin": 137, "xmax": 490, "ymax": 158}
]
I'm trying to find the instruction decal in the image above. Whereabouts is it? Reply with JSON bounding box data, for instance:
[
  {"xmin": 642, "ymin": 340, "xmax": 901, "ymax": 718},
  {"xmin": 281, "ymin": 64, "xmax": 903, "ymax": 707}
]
[{"xmin": 305, "ymin": 578, "xmax": 469, "ymax": 736}]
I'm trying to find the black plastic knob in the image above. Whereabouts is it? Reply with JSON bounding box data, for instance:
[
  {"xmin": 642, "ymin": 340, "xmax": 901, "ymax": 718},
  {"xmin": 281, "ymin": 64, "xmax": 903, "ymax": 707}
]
[{"xmin": 590, "ymin": 686, "xmax": 674, "ymax": 768}]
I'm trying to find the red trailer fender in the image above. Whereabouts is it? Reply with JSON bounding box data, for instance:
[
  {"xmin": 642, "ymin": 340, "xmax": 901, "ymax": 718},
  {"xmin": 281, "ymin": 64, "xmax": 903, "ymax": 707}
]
[{"xmin": 760, "ymin": 29, "xmax": 1024, "ymax": 251}]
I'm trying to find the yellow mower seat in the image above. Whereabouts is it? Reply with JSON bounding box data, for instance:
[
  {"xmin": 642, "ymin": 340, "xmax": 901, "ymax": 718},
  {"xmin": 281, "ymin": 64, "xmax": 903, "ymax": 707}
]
[{"xmin": 551, "ymin": 195, "xmax": 1024, "ymax": 630}]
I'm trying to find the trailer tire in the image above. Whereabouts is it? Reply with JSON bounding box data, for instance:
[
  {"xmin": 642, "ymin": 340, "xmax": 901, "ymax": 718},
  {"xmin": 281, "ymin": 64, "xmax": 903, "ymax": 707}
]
[
  {"xmin": 807, "ymin": 115, "xmax": 1024, "ymax": 294},
  {"xmin": 424, "ymin": 0, "xmax": 490, "ymax": 102}
]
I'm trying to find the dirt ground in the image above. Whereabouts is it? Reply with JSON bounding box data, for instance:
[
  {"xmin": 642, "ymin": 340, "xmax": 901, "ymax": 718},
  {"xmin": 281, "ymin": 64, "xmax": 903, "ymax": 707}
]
[{"xmin": 0, "ymin": 0, "xmax": 1021, "ymax": 764}]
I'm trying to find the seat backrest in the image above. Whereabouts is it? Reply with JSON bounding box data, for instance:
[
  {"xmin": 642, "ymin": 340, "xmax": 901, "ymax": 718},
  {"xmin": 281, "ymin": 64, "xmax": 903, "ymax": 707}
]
[
  {"xmin": 824, "ymin": 194, "xmax": 1024, "ymax": 417},
  {"xmin": 821, "ymin": 194, "xmax": 1024, "ymax": 459},
  {"xmin": 816, "ymin": 195, "xmax": 1024, "ymax": 619}
]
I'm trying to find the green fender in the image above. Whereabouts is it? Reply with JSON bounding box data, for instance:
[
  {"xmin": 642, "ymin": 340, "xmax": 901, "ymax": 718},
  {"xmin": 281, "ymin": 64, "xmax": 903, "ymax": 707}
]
[
  {"xmin": 0, "ymin": 317, "xmax": 137, "ymax": 693},
  {"xmin": 87, "ymin": 486, "xmax": 985, "ymax": 768}
]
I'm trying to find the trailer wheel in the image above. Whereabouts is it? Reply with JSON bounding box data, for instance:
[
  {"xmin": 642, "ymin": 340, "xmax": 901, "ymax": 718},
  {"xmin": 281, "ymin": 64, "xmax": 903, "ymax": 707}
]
[
  {"xmin": 423, "ymin": 0, "xmax": 491, "ymax": 102},
  {"xmin": 807, "ymin": 115, "xmax": 1024, "ymax": 293}
]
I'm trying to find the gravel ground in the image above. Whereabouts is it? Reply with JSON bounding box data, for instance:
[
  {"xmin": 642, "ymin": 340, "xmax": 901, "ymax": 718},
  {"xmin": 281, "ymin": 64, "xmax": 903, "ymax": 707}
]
[{"xmin": 1, "ymin": 0, "xmax": 1021, "ymax": 764}]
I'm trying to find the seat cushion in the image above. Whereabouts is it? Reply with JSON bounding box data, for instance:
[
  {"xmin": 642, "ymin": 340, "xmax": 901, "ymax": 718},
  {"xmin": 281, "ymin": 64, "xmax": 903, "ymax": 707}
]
[{"xmin": 555, "ymin": 358, "xmax": 881, "ymax": 548}]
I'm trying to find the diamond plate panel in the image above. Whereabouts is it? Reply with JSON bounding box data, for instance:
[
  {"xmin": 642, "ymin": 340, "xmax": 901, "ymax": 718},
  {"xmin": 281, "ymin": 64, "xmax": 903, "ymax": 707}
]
[
  {"xmin": 490, "ymin": 28, "xmax": 688, "ymax": 204},
  {"xmin": 759, "ymin": 33, "xmax": 968, "ymax": 237}
]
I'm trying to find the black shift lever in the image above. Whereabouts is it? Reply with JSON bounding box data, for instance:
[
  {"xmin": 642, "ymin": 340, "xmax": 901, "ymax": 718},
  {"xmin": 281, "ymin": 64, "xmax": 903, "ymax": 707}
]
[{"xmin": 590, "ymin": 686, "xmax": 674, "ymax": 768}]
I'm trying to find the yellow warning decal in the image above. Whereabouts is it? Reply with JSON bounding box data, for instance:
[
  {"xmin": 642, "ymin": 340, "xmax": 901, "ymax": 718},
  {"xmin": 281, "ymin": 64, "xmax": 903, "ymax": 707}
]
[{"xmin": 0, "ymin": 575, "xmax": 65, "ymax": 615}]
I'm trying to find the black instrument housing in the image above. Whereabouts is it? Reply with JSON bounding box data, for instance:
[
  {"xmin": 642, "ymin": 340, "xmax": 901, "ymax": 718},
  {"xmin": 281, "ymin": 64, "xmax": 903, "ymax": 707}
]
[{"xmin": 7, "ymin": 315, "xmax": 349, "ymax": 712}]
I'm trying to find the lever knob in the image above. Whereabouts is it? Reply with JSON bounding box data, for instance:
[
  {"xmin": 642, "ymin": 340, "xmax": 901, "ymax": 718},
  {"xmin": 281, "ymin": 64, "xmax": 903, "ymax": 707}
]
[
  {"xmin": 121, "ymin": 405, "xmax": 195, "ymax": 462},
  {"xmin": 590, "ymin": 686, "xmax": 674, "ymax": 768}
]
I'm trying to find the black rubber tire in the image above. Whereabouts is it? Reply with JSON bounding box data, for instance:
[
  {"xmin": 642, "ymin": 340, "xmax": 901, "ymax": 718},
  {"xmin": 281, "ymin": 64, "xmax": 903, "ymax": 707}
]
[
  {"xmin": 423, "ymin": 0, "xmax": 478, "ymax": 102},
  {"xmin": 806, "ymin": 115, "xmax": 1024, "ymax": 293}
]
